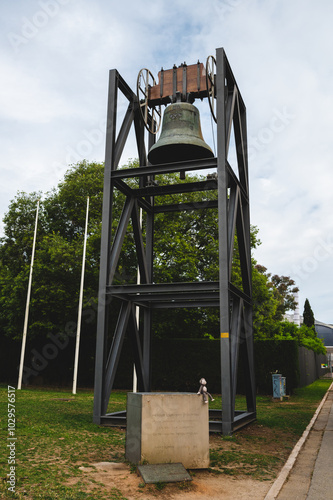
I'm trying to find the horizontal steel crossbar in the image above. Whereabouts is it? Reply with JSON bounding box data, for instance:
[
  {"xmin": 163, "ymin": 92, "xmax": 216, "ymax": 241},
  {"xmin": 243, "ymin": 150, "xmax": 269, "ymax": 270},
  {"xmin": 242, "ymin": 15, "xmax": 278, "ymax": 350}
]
[
  {"xmin": 99, "ymin": 409, "xmax": 256, "ymax": 432},
  {"xmin": 208, "ymin": 409, "xmax": 256, "ymax": 432},
  {"xmin": 111, "ymin": 286, "xmax": 220, "ymax": 308},
  {"xmin": 111, "ymin": 157, "xmax": 218, "ymax": 179},
  {"xmin": 153, "ymin": 200, "xmax": 218, "ymax": 213},
  {"xmin": 149, "ymin": 300, "xmax": 219, "ymax": 308},
  {"xmin": 107, "ymin": 281, "xmax": 220, "ymax": 294},
  {"xmin": 107, "ymin": 282, "xmax": 251, "ymax": 306},
  {"xmin": 135, "ymin": 179, "xmax": 218, "ymax": 198},
  {"xmin": 116, "ymin": 292, "xmax": 220, "ymax": 302},
  {"xmin": 113, "ymin": 298, "xmax": 220, "ymax": 309},
  {"xmin": 108, "ymin": 282, "xmax": 221, "ymax": 308},
  {"xmin": 100, "ymin": 411, "xmax": 127, "ymax": 427}
]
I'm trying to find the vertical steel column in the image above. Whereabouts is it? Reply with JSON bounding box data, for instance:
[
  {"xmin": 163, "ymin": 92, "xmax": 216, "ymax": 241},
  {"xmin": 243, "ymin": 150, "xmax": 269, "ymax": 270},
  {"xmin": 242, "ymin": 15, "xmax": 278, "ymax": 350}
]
[
  {"xmin": 243, "ymin": 305, "xmax": 256, "ymax": 412},
  {"xmin": 93, "ymin": 70, "xmax": 118, "ymax": 424},
  {"xmin": 240, "ymin": 97, "xmax": 256, "ymax": 415},
  {"xmin": 216, "ymin": 48, "xmax": 232, "ymax": 435}
]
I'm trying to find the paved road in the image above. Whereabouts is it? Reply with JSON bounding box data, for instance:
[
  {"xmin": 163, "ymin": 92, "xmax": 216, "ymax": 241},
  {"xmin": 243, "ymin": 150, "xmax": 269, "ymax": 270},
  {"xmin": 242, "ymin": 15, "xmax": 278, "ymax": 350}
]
[
  {"xmin": 265, "ymin": 375, "xmax": 333, "ymax": 500},
  {"xmin": 306, "ymin": 385, "xmax": 333, "ymax": 499}
]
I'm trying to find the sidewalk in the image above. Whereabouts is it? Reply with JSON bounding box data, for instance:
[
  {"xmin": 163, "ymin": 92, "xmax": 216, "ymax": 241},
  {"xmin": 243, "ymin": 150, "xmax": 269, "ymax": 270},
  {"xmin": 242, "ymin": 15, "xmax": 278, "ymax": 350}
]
[{"xmin": 264, "ymin": 375, "xmax": 333, "ymax": 500}]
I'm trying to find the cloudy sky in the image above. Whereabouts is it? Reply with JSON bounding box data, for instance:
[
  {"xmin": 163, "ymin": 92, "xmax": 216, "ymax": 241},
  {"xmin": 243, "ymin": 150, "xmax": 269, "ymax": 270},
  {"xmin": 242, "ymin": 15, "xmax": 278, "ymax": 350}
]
[{"xmin": 1, "ymin": 0, "xmax": 332, "ymax": 323}]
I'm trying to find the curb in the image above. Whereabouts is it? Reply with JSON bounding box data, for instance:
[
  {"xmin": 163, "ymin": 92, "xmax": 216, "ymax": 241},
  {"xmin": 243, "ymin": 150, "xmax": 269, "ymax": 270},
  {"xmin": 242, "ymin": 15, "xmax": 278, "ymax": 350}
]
[{"xmin": 264, "ymin": 380, "xmax": 333, "ymax": 500}]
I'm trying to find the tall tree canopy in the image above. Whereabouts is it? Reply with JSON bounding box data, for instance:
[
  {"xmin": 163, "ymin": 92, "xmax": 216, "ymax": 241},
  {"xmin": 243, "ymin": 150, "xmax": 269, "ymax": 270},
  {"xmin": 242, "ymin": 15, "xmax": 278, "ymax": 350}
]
[
  {"xmin": 0, "ymin": 160, "xmax": 325, "ymax": 355},
  {"xmin": 303, "ymin": 298, "xmax": 315, "ymax": 328}
]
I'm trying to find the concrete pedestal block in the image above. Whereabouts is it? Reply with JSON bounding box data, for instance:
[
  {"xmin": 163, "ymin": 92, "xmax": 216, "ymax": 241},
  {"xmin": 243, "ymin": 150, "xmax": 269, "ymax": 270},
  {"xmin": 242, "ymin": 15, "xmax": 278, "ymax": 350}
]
[{"xmin": 125, "ymin": 393, "xmax": 209, "ymax": 469}]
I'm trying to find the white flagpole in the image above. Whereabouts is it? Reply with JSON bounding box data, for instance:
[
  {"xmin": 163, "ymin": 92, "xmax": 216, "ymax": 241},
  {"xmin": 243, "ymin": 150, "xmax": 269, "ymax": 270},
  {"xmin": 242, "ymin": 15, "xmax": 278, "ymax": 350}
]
[
  {"xmin": 18, "ymin": 200, "xmax": 40, "ymax": 390},
  {"xmin": 72, "ymin": 196, "xmax": 89, "ymax": 394},
  {"xmin": 133, "ymin": 207, "xmax": 142, "ymax": 393}
]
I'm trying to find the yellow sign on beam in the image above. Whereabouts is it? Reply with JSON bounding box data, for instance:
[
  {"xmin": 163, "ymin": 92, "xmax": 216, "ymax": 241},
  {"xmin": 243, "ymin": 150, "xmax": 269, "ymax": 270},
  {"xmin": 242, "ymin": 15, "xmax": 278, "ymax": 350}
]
[{"xmin": 220, "ymin": 332, "xmax": 229, "ymax": 338}]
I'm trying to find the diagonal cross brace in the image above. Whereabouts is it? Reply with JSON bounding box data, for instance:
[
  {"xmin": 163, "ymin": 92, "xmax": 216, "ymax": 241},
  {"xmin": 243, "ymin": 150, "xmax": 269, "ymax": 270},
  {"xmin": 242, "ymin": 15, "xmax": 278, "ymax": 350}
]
[
  {"xmin": 108, "ymin": 195, "xmax": 135, "ymax": 284},
  {"xmin": 241, "ymin": 304, "xmax": 256, "ymax": 413},
  {"xmin": 235, "ymin": 197, "xmax": 251, "ymax": 296},
  {"xmin": 128, "ymin": 304, "xmax": 148, "ymax": 392},
  {"xmin": 225, "ymin": 85, "xmax": 237, "ymax": 159},
  {"xmin": 230, "ymin": 297, "xmax": 244, "ymax": 412},
  {"xmin": 103, "ymin": 301, "xmax": 132, "ymax": 414},
  {"xmin": 227, "ymin": 183, "xmax": 251, "ymax": 296},
  {"xmin": 227, "ymin": 183, "xmax": 240, "ymax": 278},
  {"xmin": 114, "ymin": 102, "xmax": 135, "ymax": 169},
  {"xmin": 131, "ymin": 200, "xmax": 149, "ymax": 284},
  {"xmin": 233, "ymin": 94, "xmax": 248, "ymax": 192}
]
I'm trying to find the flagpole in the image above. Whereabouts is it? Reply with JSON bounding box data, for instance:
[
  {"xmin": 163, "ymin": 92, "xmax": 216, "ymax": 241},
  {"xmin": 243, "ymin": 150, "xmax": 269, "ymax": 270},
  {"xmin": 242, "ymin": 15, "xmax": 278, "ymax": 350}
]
[
  {"xmin": 18, "ymin": 200, "xmax": 40, "ymax": 390},
  {"xmin": 133, "ymin": 207, "xmax": 142, "ymax": 393},
  {"xmin": 72, "ymin": 196, "xmax": 89, "ymax": 394}
]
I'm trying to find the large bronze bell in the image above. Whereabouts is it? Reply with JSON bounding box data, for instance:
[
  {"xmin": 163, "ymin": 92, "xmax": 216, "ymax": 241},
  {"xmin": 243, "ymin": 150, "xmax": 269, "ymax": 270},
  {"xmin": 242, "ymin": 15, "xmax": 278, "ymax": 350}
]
[{"xmin": 148, "ymin": 102, "xmax": 214, "ymax": 165}]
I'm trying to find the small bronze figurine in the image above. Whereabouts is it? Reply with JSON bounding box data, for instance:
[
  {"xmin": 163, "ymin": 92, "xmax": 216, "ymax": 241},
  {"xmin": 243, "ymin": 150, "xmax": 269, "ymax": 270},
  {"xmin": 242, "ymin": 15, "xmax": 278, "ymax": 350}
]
[{"xmin": 197, "ymin": 378, "xmax": 215, "ymax": 404}]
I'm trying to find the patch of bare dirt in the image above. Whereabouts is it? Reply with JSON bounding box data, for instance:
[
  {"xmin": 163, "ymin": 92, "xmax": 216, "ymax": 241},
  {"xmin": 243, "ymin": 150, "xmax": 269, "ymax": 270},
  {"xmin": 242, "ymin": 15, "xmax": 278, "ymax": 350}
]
[
  {"xmin": 74, "ymin": 461, "xmax": 272, "ymax": 499},
  {"xmin": 68, "ymin": 423, "xmax": 298, "ymax": 500},
  {"xmin": 209, "ymin": 423, "xmax": 296, "ymax": 465}
]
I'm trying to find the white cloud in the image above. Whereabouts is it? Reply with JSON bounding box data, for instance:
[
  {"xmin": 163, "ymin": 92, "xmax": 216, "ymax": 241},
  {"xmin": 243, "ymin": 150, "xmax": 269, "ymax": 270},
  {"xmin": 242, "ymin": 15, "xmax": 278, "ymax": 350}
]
[
  {"xmin": 0, "ymin": 56, "xmax": 69, "ymax": 123},
  {"xmin": 0, "ymin": 0, "xmax": 333, "ymax": 322}
]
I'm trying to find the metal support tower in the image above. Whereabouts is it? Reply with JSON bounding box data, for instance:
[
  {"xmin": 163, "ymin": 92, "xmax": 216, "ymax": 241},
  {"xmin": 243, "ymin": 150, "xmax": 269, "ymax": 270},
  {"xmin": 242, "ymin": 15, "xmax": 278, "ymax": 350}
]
[{"xmin": 93, "ymin": 47, "xmax": 256, "ymax": 434}]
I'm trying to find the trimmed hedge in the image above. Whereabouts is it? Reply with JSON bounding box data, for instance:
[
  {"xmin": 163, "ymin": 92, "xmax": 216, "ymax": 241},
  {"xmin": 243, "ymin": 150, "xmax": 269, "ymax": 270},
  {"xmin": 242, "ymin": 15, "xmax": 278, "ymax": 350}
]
[
  {"xmin": 1, "ymin": 335, "xmax": 305, "ymax": 395},
  {"xmin": 114, "ymin": 338, "xmax": 301, "ymax": 395},
  {"xmin": 254, "ymin": 340, "xmax": 300, "ymax": 394},
  {"xmin": 151, "ymin": 338, "xmax": 221, "ymax": 393}
]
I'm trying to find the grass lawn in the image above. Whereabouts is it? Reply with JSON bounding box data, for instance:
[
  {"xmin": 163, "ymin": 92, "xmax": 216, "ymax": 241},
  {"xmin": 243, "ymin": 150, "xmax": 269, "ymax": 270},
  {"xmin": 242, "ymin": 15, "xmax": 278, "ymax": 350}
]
[{"xmin": 0, "ymin": 378, "xmax": 331, "ymax": 499}]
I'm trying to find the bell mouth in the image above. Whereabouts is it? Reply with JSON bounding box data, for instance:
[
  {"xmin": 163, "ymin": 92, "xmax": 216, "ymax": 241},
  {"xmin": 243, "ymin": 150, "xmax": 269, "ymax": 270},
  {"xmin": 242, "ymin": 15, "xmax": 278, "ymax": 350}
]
[{"xmin": 148, "ymin": 143, "xmax": 214, "ymax": 165}]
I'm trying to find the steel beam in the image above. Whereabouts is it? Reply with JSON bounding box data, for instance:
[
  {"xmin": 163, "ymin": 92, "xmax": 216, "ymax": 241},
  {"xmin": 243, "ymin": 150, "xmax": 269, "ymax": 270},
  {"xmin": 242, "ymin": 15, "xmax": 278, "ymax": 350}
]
[
  {"xmin": 216, "ymin": 47, "xmax": 233, "ymax": 436},
  {"xmin": 131, "ymin": 200, "xmax": 149, "ymax": 284},
  {"xmin": 236, "ymin": 197, "xmax": 251, "ymax": 296},
  {"xmin": 103, "ymin": 301, "xmax": 131, "ymax": 414},
  {"xmin": 225, "ymin": 86, "xmax": 237, "ymax": 158},
  {"xmin": 128, "ymin": 304, "xmax": 148, "ymax": 392},
  {"xmin": 110, "ymin": 157, "xmax": 217, "ymax": 179},
  {"xmin": 153, "ymin": 200, "xmax": 218, "ymax": 213},
  {"xmin": 134, "ymin": 179, "xmax": 218, "ymax": 198},
  {"xmin": 108, "ymin": 195, "xmax": 135, "ymax": 284},
  {"xmin": 107, "ymin": 281, "xmax": 220, "ymax": 294},
  {"xmin": 114, "ymin": 103, "xmax": 135, "ymax": 169},
  {"xmin": 227, "ymin": 184, "xmax": 239, "ymax": 276},
  {"xmin": 112, "ymin": 291, "xmax": 220, "ymax": 302},
  {"xmin": 93, "ymin": 70, "xmax": 118, "ymax": 424}
]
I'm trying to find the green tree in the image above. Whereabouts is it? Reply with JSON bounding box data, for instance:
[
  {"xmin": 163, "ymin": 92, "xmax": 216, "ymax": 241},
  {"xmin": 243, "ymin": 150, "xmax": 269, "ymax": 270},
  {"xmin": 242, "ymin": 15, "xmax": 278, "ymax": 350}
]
[
  {"xmin": 250, "ymin": 264, "xmax": 301, "ymax": 340},
  {"xmin": 0, "ymin": 160, "xmax": 323, "ymax": 355},
  {"xmin": 251, "ymin": 266, "xmax": 281, "ymax": 340},
  {"xmin": 303, "ymin": 298, "xmax": 315, "ymax": 328},
  {"xmin": 254, "ymin": 265, "xmax": 299, "ymax": 321},
  {"xmin": 148, "ymin": 171, "xmax": 219, "ymax": 338},
  {"xmin": 0, "ymin": 191, "xmax": 45, "ymax": 339},
  {"xmin": 0, "ymin": 162, "xmax": 104, "ymax": 340},
  {"xmin": 267, "ymin": 321, "xmax": 325, "ymax": 354}
]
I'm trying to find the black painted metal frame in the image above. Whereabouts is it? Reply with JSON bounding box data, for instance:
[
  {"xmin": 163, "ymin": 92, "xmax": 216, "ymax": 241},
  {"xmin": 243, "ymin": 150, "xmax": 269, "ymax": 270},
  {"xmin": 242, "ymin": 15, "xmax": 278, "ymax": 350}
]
[{"xmin": 93, "ymin": 48, "xmax": 256, "ymax": 434}]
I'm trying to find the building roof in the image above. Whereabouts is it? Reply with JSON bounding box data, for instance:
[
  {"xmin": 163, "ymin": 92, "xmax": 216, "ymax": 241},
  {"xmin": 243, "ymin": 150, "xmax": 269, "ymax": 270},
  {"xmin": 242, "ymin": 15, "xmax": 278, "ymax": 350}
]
[{"xmin": 315, "ymin": 321, "xmax": 333, "ymax": 347}]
